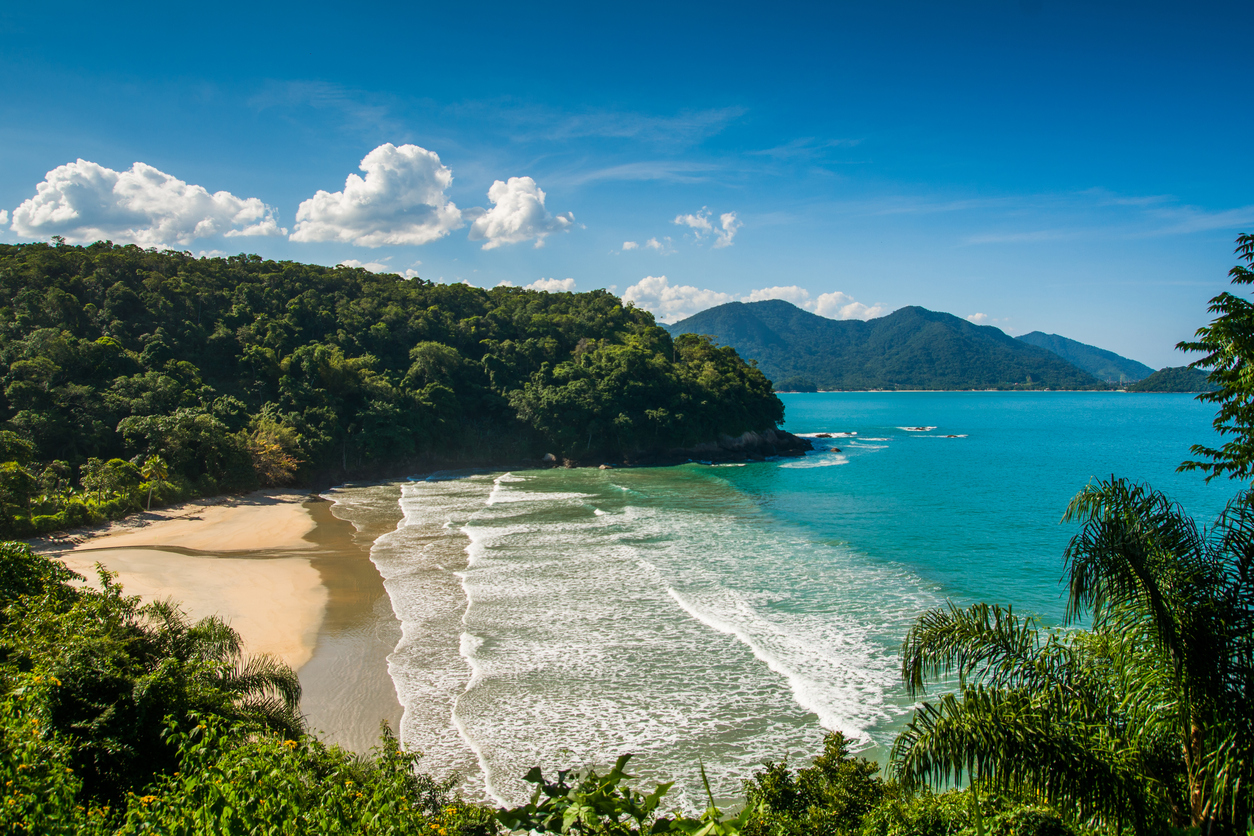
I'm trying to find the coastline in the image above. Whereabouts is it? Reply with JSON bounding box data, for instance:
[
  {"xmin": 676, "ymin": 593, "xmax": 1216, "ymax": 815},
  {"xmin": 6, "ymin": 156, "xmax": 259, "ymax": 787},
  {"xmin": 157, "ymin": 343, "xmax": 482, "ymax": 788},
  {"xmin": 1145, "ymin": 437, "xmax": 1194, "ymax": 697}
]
[{"xmin": 33, "ymin": 489, "xmax": 404, "ymax": 754}]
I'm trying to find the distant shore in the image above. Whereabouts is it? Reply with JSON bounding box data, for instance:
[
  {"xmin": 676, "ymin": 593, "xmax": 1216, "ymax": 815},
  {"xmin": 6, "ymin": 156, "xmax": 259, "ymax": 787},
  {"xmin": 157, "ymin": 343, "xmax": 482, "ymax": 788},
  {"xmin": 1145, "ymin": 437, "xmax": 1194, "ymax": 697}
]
[{"xmin": 32, "ymin": 489, "xmax": 404, "ymax": 753}]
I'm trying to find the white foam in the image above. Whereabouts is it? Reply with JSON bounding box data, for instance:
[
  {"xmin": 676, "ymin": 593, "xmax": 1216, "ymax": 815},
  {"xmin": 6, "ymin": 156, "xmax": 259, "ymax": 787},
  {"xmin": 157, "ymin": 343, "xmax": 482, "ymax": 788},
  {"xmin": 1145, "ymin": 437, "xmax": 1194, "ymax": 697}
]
[
  {"xmin": 898, "ymin": 426, "xmax": 937, "ymax": 431},
  {"xmin": 341, "ymin": 465, "xmax": 940, "ymax": 808},
  {"xmin": 779, "ymin": 454, "xmax": 850, "ymax": 468}
]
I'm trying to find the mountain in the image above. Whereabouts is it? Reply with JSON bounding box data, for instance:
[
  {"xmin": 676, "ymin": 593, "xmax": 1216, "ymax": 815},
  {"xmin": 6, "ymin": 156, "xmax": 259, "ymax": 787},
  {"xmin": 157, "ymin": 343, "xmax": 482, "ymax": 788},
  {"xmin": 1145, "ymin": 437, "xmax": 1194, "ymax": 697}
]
[
  {"xmin": 1015, "ymin": 331, "xmax": 1154, "ymax": 383},
  {"xmin": 663, "ymin": 300, "xmax": 1103, "ymax": 390},
  {"xmin": 1127, "ymin": 366, "xmax": 1218, "ymax": 393}
]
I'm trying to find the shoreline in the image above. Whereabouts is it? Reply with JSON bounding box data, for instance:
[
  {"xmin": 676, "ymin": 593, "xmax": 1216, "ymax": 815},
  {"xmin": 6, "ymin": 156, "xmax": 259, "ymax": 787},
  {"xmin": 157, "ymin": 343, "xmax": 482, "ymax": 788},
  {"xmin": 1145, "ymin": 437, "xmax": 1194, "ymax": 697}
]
[{"xmin": 33, "ymin": 489, "xmax": 404, "ymax": 754}]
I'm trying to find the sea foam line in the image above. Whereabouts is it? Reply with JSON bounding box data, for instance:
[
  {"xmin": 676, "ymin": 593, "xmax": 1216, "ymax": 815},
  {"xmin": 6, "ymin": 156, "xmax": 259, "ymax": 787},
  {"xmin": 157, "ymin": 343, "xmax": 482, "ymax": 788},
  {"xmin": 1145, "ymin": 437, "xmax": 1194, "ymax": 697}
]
[{"xmin": 665, "ymin": 587, "xmax": 882, "ymax": 745}]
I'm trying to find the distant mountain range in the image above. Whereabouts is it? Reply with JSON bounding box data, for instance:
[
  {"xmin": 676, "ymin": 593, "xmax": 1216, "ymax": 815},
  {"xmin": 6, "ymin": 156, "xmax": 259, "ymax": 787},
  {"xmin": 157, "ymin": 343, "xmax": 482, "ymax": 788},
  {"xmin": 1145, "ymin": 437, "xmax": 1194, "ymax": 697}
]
[
  {"xmin": 663, "ymin": 301, "xmax": 1103, "ymax": 390},
  {"xmin": 1015, "ymin": 331, "xmax": 1154, "ymax": 383}
]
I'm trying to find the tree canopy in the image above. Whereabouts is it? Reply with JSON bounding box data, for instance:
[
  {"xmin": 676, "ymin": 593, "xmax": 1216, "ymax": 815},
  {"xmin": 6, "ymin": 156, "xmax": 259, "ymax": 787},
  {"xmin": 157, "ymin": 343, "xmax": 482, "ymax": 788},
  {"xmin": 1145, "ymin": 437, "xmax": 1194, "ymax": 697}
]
[
  {"xmin": 0, "ymin": 242, "xmax": 783, "ymax": 536},
  {"xmin": 1178, "ymin": 233, "xmax": 1254, "ymax": 480}
]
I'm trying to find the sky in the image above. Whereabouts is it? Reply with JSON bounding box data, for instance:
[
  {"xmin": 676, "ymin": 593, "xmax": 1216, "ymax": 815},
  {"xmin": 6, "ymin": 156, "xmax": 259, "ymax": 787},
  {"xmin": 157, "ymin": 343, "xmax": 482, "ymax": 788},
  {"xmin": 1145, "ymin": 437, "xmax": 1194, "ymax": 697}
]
[{"xmin": 1, "ymin": 0, "xmax": 1250, "ymax": 368}]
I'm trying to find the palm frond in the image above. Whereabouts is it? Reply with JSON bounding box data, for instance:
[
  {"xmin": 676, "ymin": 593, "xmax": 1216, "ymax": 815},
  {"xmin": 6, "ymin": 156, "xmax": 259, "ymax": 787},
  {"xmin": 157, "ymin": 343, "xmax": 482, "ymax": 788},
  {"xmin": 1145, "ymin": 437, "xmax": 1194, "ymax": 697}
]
[{"xmin": 901, "ymin": 603, "xmax": 1079, "ymax": 698}]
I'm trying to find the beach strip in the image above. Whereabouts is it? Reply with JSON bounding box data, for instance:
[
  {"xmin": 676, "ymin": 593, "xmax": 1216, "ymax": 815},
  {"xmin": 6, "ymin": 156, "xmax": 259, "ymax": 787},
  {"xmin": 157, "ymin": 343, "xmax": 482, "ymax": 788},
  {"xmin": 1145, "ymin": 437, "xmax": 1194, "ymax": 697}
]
[{"xmin": 36, "ymin": 489, "xmax": 403, "ymax": 753}]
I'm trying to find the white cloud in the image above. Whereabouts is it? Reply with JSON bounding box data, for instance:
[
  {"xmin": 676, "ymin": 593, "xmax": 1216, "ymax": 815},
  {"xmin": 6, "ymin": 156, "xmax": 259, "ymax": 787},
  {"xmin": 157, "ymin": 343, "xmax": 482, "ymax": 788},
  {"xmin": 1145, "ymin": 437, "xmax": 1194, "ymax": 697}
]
[
  {"xmin": 0, "ymin": 210, "xmax": 7, "ymax": 226},
  {"xmin": 746, "ymin": 285, "xmax": 811, "ymax": 306},
  {"xmin": 966, "ymin": 313, "xmax": 989, "ymax": 324},
  {"xmin": 809, "ymin": 291, "xmax": 883, "ymax": 320},
  {"xmin": 713, "ymin": 211, "xmax": 740, "ymax": 248},
  {"xmin": 644, "ymin": 236, "xmax": 672, "ymax": 252},
  {"xmin": 338, "ymin": 259, "xmax": 392, "ymax": 273},
  {"xmin": 673, "ymin": 207, "xmax": 740, "ymax": 248},
  {"xmin": 467, "ymin": 176, "xmax": 573, "ymax": 250},
  {"xmin": 338, "ymin": 257, "xmax": 421, "ymax": 279},
  {"xmin": 9, "ymin": 159, "xmax": 284, "ymax": 247},
  {"xmin": 622, "ymin": 275, "xmax": 735, "ymax": 323},
  {"xmin": 290, "ymin": 143, "xmax": 462, "ymax": 247},
  {"xmin": 745, "ymin": 285, "xmax": 883, "ymax": 320},
  {"xmin": 622, "ymin": 240, "xmax": 639, "ymax": 250},
  {"xmin": 626, "ymin": 278, "xmax": 882, "ymax": 323},
  {"xmin": 526, "ymin": 277, "xmax": 577, "ymax": 292},
  {"xmin": 674, "ymin": 208, "xmax": 714, "ymax": 235}
]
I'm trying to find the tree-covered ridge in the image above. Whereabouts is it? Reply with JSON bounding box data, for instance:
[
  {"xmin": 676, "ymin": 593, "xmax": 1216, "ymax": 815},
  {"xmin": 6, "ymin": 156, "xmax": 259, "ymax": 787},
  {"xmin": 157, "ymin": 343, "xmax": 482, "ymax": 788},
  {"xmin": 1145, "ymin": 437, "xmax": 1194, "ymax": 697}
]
[
  {"xmin": 1126, "ymin": 366, "xmax": 1218, "ymax": 393},
  {"xmin": 1015, "ymin": 331, "xmax": 1154, "ymax": 384},
  {"xmin": 0, "ymin": 241, "xmax": 784, "ymax": 535},
  {"xmin": 665, "ymin": 301, "xmax": 1104, "ymax": 391}
]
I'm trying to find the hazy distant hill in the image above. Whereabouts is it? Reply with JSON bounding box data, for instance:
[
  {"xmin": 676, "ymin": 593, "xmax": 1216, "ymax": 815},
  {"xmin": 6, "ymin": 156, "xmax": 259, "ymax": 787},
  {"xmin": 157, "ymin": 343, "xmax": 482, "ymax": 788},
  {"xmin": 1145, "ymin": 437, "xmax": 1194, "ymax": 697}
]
[
  {"xmin": 664, "ymin": 300, "xmax": 1103, "ymax": 390},
  {"xmin": 1016, "ymin": 331, "xmax": 1154, "ymax": 383},
  {"xmin": 1127, "ymin": 366, "xmax": 1218, "ymax": 393}
]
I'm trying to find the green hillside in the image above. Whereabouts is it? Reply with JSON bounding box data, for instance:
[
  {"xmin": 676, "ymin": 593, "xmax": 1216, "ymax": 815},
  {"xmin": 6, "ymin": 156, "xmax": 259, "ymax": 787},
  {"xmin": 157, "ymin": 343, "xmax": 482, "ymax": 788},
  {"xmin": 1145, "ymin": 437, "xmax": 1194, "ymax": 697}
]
[
  {"xmin": 1016, "ymin": 331, "xmax": 1154, "ymax": 383},
  {"xmin": 1127, "ymin": 366, "xmax": 1218, "ymax": 393},
  {"xmin": 0, "ymin": 241, "xmax": 787, "ymax": 536},
  {"xmin": 664, "ymin": 300, "xmax": 1104, "ymax": 390}
]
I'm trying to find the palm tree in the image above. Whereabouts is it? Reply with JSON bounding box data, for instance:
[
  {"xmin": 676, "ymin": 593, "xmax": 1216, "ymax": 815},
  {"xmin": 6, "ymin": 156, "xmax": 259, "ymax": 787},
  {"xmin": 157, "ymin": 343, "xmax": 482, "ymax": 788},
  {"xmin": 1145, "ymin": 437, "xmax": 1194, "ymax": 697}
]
[
  {"xmin": 141, "ymin": 600, "xmax": 305, "ymax": 738},
  {"xmin": 140, "ymin": 454, "xmax": 168, "ymax": 511},
  {"xmin": 893, "ymin": 478, "xmax": 1253, "ymax": 835}
]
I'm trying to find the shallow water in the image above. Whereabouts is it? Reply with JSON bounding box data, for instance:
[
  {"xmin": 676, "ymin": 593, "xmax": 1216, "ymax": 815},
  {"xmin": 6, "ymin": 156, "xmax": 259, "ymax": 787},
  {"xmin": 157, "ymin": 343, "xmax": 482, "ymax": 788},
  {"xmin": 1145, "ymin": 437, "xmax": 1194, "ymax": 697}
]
[{"xmin": 328, "ymin": 392, "xmax": 1236, "ymax": 807}]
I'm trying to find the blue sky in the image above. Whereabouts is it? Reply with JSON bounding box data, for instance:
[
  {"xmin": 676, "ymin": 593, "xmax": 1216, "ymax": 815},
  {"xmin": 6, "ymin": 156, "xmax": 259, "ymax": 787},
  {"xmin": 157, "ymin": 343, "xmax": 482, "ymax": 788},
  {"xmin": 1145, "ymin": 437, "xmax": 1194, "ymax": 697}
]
[{"xmin": 1, "ymin": 0, "xmax": 1250, "ymax": 368}]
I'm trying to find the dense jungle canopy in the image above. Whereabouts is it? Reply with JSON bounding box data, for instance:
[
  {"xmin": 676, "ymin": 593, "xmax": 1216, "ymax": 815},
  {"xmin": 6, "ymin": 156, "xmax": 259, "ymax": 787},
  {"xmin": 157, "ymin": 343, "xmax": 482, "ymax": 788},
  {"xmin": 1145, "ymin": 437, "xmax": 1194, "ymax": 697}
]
[{"xmin": 0, "ymin": 241, "xmax": 782, "ymax": 535}]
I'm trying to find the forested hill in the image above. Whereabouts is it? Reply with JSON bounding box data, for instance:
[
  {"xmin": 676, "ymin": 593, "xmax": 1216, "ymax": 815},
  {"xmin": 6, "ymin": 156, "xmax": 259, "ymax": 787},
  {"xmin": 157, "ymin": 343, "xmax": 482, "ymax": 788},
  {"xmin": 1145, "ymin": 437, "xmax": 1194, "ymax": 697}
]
[
  {"xmin": 0, "ymin": 242, "xmax": 788, "ymax": 536},
  {"xmin": 664, "ymin": 300, "xmax": 1103, "ymax": 391},
  {"xmin": 1127, "ymin": 366, "xmax": 1218, "ymax": 393},
  {"xmin": 1015, "ymin": 331, "xmax": 1154, "ymax": 383}
]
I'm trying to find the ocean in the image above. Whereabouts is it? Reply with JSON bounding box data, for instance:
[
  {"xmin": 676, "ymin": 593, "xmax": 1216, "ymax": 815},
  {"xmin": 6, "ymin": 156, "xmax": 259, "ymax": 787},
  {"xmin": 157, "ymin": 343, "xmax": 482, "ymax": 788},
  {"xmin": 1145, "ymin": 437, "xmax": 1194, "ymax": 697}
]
[{"xmin": 326, "ymin": 392, "xmax": 1235, "ymax": 809}]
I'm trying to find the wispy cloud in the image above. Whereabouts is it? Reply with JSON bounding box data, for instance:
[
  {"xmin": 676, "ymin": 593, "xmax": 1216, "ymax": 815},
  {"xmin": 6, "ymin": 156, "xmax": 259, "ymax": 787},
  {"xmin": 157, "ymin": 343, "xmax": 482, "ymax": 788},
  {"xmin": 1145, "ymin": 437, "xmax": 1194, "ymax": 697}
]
[
  {"xmin": 748, "ymin": 137, "xmax": 862, "ymax": 160},
  {"xmin": 248, "ymin": 80, "xmax": 403, "ymax": 137},
  {"xmin": 461, "ymin": 102, "xmax": 747, "ymax": 146},
  {"xmin": 558, "ymin": 160, "xmax": 722, "ymax": 186}
]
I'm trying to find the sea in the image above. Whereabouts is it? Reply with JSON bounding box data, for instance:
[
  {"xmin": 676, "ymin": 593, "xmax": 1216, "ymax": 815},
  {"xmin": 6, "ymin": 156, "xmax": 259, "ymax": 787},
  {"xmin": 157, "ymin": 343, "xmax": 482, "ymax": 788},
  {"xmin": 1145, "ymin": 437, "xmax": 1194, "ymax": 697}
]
[{"xmin": 325, "ymin": 392, "xmax": 1236, "ymax": 809}]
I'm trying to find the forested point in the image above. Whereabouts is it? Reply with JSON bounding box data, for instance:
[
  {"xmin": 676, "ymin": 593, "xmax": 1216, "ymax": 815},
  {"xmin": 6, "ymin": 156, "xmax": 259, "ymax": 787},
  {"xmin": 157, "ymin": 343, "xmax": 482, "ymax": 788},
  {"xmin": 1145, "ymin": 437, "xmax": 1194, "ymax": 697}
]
[{"xmin": 0, "ymin": 241, "xmax": 786, "ymax": 537}]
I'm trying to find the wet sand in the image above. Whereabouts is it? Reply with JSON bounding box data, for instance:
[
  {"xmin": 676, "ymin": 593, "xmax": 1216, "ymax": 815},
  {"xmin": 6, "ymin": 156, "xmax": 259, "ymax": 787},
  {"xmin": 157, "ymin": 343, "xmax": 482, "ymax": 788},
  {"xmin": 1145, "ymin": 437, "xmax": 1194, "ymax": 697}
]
[{"xmin": 38, "ymin": 489, "xmax": 404, "ymax": 753}]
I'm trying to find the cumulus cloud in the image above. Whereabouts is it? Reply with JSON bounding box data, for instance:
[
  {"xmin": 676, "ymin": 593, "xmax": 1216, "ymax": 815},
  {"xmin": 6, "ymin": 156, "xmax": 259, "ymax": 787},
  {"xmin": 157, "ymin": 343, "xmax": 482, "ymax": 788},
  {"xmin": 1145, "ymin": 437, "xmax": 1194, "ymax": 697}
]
[
  {"xmin": 672, "ymin": 207, "xmax": 741, "ymax": 248},
  {"xmin": 624, "ymin": 277, "xmax": 882, "ymax": 323},
  {"xmin": 622, "ymin": 276, "xmax": 735, "ymax": 323},
  {"xmin": 746, "ymin": 285, "xmax": 810, "ymax": 306},
  {"xmin": 713, "ymin": 211, "xmax": 740, "ymax": 248},
  {"xmin": 526, "ymin": 277, "xmax": 577, "ymax": 292},
  {"xmin": 810, "ymin": 291, "xmax": 883, "ymax": 320},
  {"xmin": 622, "ymin": 241, "xmax": 639, "ymax": 250},
  {"xmin": 338, "ymin": 258, "xmax": 421, "ymax": 279},
  {"xmin": 9, "ymin": 159, "xmax": 284, "ymax": 247},
  {"xmin": 338, "ymin": 259, "xmax": 392, "ymax": 273},
  {"xmin": 467, "ymin": 176, "xmax": 573, "ymax": 250},
  {"xmin": 290, "ymin": 143, "xmax": 463, "ymax": 247},
  {"xmin": 0, "ymin": 210, "xmax": 7, "ymax": 227},
  {"xmin": 645, "ymin": 237, "xmax": 671, "ymax": 252},
  {"xmin": 966, "ymin": 313, "xmax": 989, "ymax": 324},
  {"xmin": 673, "ymin": 209, "xmax": 714, "ymax": 235}
]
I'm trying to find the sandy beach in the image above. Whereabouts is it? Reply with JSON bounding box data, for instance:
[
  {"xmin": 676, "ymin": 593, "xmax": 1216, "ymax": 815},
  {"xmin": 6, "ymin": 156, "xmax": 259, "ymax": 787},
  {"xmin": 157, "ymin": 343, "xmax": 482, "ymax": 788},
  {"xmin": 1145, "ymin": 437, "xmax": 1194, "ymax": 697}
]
[{"xmin": 36, "ymin": 489, "xmax": 404, "ymax": 753}]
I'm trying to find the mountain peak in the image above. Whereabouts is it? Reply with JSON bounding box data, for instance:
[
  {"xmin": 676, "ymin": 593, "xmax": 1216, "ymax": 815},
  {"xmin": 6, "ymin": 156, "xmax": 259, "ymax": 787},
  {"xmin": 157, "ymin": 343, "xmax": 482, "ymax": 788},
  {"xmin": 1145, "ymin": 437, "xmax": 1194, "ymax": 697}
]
[{"xmin": 664, "ymin": 302, "xmax": 1102, "ymax": 390}]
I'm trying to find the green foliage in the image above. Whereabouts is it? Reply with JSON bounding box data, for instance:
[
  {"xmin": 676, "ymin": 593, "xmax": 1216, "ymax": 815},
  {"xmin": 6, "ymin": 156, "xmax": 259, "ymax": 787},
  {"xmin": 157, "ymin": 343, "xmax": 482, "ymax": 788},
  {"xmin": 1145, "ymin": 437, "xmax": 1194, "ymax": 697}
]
[
  {"xmin": 1015, "ymin": 332, "xmax": 1154, "ymax": 384},
  {"xmin": 862, "ymin": 790, "xmax": 1076, "ymax": 836},
  {"xmin": 105, "ymin": 718, "xmax": 494, "ymax": 835},
  {"xmin": 740, "ymin": 733, "xmax": 886, "ymax": 836},
  {"xmin": 495, "ymin": 754, "xmax": 678, "ymax": 835},
  {"xmin": 1178, "ymin": 233, "xmax": 1254, "ymax": 480},
  {"xmin": 664, "ymin": 301, "xmax": 1104, "ymax": 391},
  {"xmin": 893, "ymin": 478, "xmax": 1254, "ymax": 834},
  {"xmin": 0, "ymin": 541, "xmax": 304, "ymax": 809},
  {"xmin": 1126, "ymin": 367, "xmax": 1218, "ymax": 394},
  {"xmin": 0, "ymin": 243, "xmax": 784, "ymax": 535}
]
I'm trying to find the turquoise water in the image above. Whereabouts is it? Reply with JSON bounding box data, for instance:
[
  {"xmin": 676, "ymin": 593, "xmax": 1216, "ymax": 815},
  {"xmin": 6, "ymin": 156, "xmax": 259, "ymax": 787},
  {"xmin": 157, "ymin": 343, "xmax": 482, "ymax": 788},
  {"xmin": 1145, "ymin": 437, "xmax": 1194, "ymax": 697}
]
[
  {"xmin": 330, "ymin": 392, "xmax": 1236, "ymax": 807},
  {"xmin": 762, "ymin": 392, "xmax": 1232, "ymax": 619}
]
